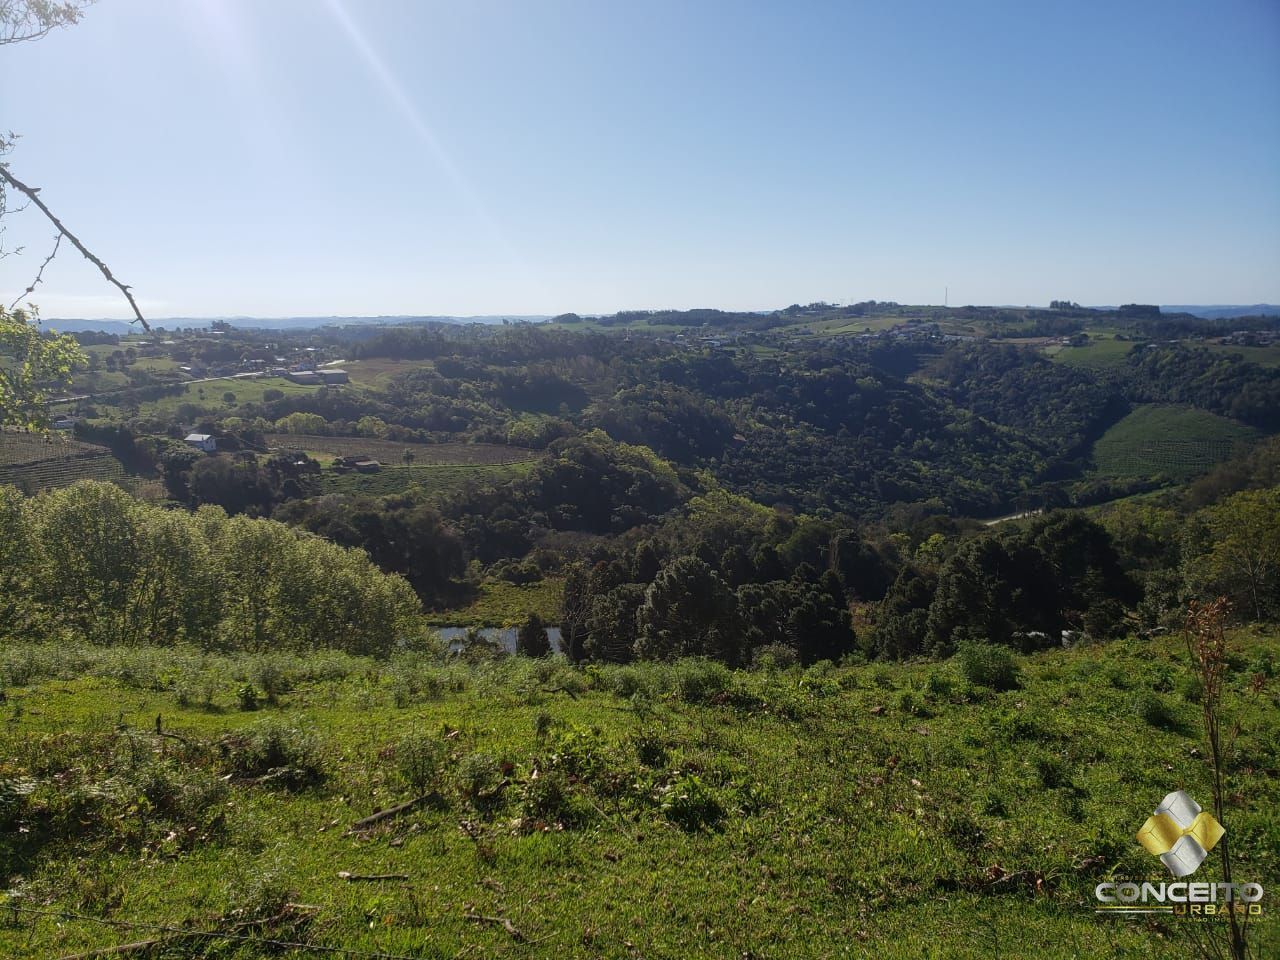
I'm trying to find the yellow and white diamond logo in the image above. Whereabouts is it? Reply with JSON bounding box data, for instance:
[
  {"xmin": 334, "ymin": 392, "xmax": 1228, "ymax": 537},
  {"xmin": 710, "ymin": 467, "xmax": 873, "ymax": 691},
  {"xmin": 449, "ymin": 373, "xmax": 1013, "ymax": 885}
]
[{"xmin": 1136, "ymin": 790, "xmax": 1225, "ymax": 878}]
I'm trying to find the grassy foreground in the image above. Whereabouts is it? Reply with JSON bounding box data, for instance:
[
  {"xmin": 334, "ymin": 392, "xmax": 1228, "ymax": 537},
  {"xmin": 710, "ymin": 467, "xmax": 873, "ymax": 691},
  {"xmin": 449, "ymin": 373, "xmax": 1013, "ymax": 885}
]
[{"xmin": 1, "ymin": 632, "xmax": 1277, "ymax": 959}]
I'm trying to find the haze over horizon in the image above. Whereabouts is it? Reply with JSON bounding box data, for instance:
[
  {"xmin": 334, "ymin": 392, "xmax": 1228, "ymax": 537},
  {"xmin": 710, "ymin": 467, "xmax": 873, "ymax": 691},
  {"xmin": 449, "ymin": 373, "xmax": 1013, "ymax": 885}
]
[{"xmin": 2, "ymin": 0, "xmax": 1278, "ymax": 319}]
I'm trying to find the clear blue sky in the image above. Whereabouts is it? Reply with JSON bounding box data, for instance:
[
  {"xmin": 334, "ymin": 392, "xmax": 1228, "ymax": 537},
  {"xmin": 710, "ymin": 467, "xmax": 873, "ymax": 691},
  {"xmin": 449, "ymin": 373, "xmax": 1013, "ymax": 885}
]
[{"xmin": 1, "ymin": 0, "xmax": 1278, "ymax": 319}]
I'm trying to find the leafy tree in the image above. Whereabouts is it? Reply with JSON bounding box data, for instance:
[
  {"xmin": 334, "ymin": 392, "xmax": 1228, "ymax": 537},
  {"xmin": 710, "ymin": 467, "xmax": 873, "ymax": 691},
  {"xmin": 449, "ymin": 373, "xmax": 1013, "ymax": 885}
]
[
  {"xmin": 788, "ymin": 570, "xmax": 855, "ymax": 664},
  {"xmin": 584, "ymin": 583, "xmax": 646, "ymax": 663},
  {"xmin": 873, "ymin": 566, "xmax": 936, "ymax": 660},
  {"xmin": 736, "ymin": 581, "xmax": 793, "ymax": 652},
  {"xmin": 559, "ymin": 561, "xmax": 591, "ymax": 662},
  {"xmin": 635, "ymin": 556, "xmax": 742, "ymax": 665},
  {"xmin": 276, "ymin": 490, "xmax": 464, "ymax": 607},
  {"xmin": 517, "ymin": 612, "xmax": 550, "ymax": 657},
  {"xmin": 1187, "ymin": 488, "xmax": 1280, "ymax": 621},
  {"xmin": 0, "ymin": 307, "xmax": 85, "ymax": 428},
  {"xmin": 276, "ymin": 411, "xmax": 327, "ymax": 435},
  {"xmin": 832, "ymin": 530, "xmax": 894, "ymax": 600},
  {"xmin": 188, "ymin": 456, "xmax": 279, "ymax": 516}
]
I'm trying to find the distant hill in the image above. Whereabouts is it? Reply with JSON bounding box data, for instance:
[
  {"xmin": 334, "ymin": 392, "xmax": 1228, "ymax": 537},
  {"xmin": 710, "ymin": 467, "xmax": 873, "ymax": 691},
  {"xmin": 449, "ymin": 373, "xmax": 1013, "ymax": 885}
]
[
  {"xmin": 41, "ymin": 314, "xmax": 550, "ymax": 333},
  {"xmin": 1162, "ymin": 304, "xmax": 1280, "ymax": 320}
]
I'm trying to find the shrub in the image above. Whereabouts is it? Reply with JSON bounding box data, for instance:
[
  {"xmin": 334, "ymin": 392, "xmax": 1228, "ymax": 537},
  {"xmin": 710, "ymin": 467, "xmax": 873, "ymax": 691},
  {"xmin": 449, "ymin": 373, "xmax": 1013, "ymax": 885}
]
[
  {"xmin": 119, "ymin": 759, "xmax": 227, "ymax": 831},
  {"xmin": 660, "ymin": 773, "xmax": 723, "ymax": 832},
  {"xmin": 250, "ymin": 656, "xmax": 291, "ymax": 702},
  {"xmin": 545, "ymin": 726, "xmax": 611, "ymax": 783},
  {"xmin": 519, "ymin": 770, "xmax": 586, "ymax": 826},
  {"xmin": 456, "ymin": 752, "xmax": 505, "ymax": 808},
  {"xmin": 630, "ymin": 731, "xmax": 669, "ymax": 768},
  {"xmin": 393, "ymin": 732, "xmax": 448, "ymax": 796},
  {"xmin": 236, "ymin": 684, "xmax": 260, "ymax": 711},
  {"xmin": 1102, "ymin": 663, "xmax": 1132, "ymax": 689},
  {"xmin": 1180, "ymin": 674, "xmax": 1204, "ymax": 704},
  {"xmin": 603, "ymin": 664, "xmax": 656, "ymax": 699},
  {"xmin": 1031, "ymin": 752, "xmax": 1069, "ymax": 789},
  {"xmin": 895, "ymin": 688, "xmax": 930, "ymax": 717},
  {"xmin": 1132, "ymin": 691, "xmax": 1178, "ymax": 730},
  {"xmin": 672, "ymin": 659, "xmax": 732, "ymax": 703},
  {"xmin": 224, "ymin": 720, "xmax": 324, "ymax": 787},
  {"xmin": 752, "ymin": 644, "xmax": 799, "ymax": 670},
  {"xmin": 924, "ymin": 670, "xmax": 954, "ymax": 699},
  {"xmin": 955, "ymin": 643, "xmax": 1020, "ymax": 691},
  {"xmin": 0, "ymin": 777, "xmax": 35, "ymax": 831},
  {"xmin": 223, "ymin": 861, "xmax": 295, "ymax": 922}
]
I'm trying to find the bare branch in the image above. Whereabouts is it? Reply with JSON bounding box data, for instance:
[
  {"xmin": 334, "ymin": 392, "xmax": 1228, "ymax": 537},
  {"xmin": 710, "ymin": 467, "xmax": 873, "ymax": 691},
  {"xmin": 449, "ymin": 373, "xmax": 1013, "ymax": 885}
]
[
  {"xmin": 0, "ymin": 165, "xmax": 150, "ymax": 330},
  {"xmin": 9, "ymin": 231, "xmax": 60, "ymax": 310},
  {"xmin": 0, "ymin": 1, "xmax": 93, "ymax": 45}
]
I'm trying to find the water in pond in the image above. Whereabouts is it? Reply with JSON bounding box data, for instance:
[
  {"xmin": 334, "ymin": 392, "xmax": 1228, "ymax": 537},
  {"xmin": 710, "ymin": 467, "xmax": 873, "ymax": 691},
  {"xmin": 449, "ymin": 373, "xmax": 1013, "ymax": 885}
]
[{"xmin": 433, "ymin": 626, "xmax": 563, "ymax": 655}]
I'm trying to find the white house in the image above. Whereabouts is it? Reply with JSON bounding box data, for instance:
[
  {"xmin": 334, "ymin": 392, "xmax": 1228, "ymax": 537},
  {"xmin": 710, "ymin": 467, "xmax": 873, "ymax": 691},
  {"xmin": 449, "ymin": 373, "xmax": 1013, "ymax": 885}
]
[{"xmin": 184, "ymin": 433, "xmax": 217, "ymax": 453}]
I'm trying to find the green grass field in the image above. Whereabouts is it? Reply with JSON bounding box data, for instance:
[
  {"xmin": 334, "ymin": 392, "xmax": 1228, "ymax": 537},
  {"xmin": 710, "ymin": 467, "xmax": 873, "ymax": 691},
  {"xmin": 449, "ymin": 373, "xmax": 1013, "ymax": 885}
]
[
  {"xmin": 316, "ymin": 460, "xmax": 535, "ymax": 500},
  {"xmin": 265, "ymin": 436, "xmax": 538, "ymax": 466},
  {"xmin": 1090, "ymin": 404, "xmax": 1259, "ymax": 479},
  {"xmin": 340, "ymin": 358, "xmax": 432, "ymax": 389},
  {"xmin": 424, "ymin": 577, "xmax": 564, "ymax": 627},
  {"xmin": 1, "ymin": 630, "xmax": 1275, "ymax": 959},
  {"xmin": 1200, "ymin": 342, "xmax": 1280, "ymax": 369},
  {"xmin": 264, "ymin": 436, "xmax": 540, "ymax": 500},
  {"xmin": 84, "ymin": 376, "xmax": 321, "ymax": 417},
  {"xmin": 1051, "ymin": 335, "xmax": 1135, "ymax": 370}
]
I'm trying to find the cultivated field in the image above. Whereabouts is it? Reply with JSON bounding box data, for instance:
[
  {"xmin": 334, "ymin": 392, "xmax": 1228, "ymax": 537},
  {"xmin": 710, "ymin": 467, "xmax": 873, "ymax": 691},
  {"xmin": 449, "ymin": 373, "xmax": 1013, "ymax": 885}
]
[
  {"xmin": 0, "ymin": 433, "xmax": 131, "ymax": 492},
  {"xmin": 1090, "ymin": 404, "xmax": 1258, "ymax": 479}
]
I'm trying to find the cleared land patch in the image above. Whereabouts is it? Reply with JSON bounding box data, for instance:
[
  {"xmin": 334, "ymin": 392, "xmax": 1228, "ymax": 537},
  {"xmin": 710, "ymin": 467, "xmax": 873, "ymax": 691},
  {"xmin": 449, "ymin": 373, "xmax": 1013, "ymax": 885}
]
[
  {"xmin": 263, "ymin": 435, "xmax": 538, "ymax": 465},
  {"xmin": 264, "ymin": 435, "xmax": 541, "ymax": 499},
  {"xmin": 1090, "ymin": 404, "xmax": 1258, "ymax": 479},
  {"xmin": 316, "ymin": 460, "xmax": 535, "ymax": 498},
  {"xmin": 1051, "ymin": 335, "xmax": 1134, "ymax": 370}
]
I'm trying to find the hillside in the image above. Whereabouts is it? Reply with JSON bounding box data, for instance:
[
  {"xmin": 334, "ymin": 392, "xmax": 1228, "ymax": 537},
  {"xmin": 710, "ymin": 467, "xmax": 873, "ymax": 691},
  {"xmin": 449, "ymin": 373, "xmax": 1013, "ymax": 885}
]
[{"xmin": 1, "ymin": 631, "xmax": 1275, "ymax": 958}]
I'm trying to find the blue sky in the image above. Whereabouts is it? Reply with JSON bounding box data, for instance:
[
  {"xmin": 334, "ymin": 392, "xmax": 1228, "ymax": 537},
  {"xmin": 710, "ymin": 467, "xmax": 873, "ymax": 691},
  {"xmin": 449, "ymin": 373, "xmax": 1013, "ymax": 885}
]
[{"xmin": 1, "ymin": 0, "xmax": 1277, "ymax": 319}]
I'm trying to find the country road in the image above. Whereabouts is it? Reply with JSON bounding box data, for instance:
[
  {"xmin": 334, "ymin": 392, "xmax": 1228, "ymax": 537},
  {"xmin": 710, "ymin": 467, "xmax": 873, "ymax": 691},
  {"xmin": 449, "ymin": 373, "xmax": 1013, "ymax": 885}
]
[{"xmin": 50, "ymin": 370, "xmax": 266, "ymax": 405}]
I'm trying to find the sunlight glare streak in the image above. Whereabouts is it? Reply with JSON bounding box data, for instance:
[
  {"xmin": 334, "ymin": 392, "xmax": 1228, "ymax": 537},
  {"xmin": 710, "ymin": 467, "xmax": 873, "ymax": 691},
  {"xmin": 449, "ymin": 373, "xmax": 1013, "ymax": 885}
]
[{"xmin": 320, "ymin": 0, "xmax": 543, "ymax": 299}]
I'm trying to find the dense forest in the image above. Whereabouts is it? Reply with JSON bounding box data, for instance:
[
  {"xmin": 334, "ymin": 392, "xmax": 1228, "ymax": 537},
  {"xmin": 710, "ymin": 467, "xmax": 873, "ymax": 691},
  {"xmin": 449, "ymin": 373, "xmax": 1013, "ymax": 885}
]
[{"xmin": 4, "ymin": 306, "xmax": 1279, "ymax": 667}]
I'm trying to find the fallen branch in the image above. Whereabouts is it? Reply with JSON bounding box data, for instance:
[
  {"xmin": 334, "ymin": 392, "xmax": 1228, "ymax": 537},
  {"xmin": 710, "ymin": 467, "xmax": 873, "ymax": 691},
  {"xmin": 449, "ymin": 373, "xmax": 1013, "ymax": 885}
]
[
  {"xmin": 541, "ymin": 684, "xmax": 579, "ymax": 700},
  {"xmin": 55, "ymin": 937, "xmax": 174, "ymax": 960},
  {"xmin": 337, "ymin": 871, "xmax": 409, "ymax": 882},
  {"xmin": 463, "ymin": 913, "xmax": 524, "ymax": 941},
  {"xmin": 345, "ymin": 796, "xmax": 427, "ymax": 834},
  {"xmin": 0, "ymin": 165, "xmax": 149, "ymax": 330},
  {"xmin": 238, "ymin": 766, "xmax": 301, "ymax": 787}
]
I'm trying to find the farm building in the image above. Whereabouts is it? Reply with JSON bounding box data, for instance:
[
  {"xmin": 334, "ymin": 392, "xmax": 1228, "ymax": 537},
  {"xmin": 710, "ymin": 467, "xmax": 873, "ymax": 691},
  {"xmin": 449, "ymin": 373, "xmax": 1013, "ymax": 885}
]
[
  {"xmin": 335, "ymin": 455, "xmax": 382, "ymax": 473},
  {"xmin": 184, "ymin": 434, "xmax": 217, "ymax": 453}
]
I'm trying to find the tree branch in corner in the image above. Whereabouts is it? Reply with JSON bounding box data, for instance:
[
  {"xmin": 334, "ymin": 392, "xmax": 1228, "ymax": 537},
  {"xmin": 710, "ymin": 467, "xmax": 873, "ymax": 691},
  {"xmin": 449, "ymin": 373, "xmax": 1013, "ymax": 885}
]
[{"xmin": 0, "ymin": 165, "xmax": 149, "ymax": 330}]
